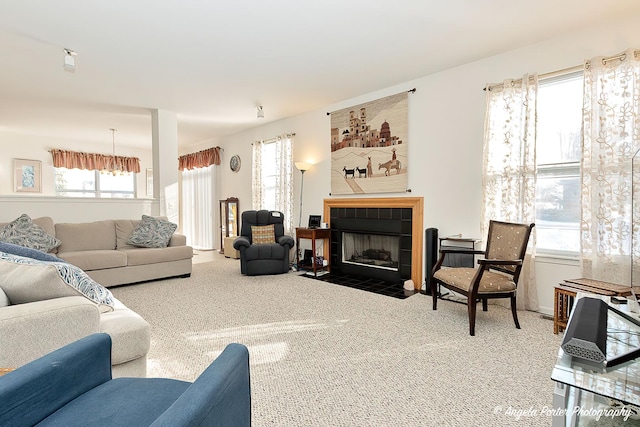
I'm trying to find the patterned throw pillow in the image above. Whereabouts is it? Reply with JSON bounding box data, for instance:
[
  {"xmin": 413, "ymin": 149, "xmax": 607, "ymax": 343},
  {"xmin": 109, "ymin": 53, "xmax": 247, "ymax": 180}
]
[
  {"xmin": 0, "ymin": 214, "xmax": 61, "ymax": 252},
  {"xmin": 252, "ymin": 224, "xmax": 275, "ymax": 245},
  {"xmin": 127, "ymin": 215, "xmax": 177, "ymax": 248},
  {"xmin": 0, "ymin": 252, "xmax": 115, "ymax": 312}
]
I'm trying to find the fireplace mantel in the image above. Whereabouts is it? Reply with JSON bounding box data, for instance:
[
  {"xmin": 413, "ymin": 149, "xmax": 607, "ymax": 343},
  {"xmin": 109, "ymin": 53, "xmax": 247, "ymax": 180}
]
[{"xmin": 323, "ymin": 197, "xmax": 424, "ymax": 290}]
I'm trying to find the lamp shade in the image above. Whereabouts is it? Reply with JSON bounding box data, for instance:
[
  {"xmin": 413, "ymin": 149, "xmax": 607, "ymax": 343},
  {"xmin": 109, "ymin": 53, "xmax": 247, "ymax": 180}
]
[{"xmin": 295, "ymin": 162, "xmax": 312, "ymax": 172}]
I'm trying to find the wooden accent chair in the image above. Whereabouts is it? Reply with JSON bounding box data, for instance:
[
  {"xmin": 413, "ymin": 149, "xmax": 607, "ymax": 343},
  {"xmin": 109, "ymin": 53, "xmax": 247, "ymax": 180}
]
[{"xmin": 431, "ymin": 220, "xmax": 535, "ymax": 336}]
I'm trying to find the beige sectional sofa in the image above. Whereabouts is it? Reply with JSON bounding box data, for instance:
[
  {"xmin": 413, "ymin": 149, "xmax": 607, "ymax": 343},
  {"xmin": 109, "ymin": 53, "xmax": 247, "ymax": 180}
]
[
  {"xmin": 0, "ymin": 216, "xmax": 193, "ymax": 287},
  {"xmin": 0, "ymin": 295, "xmax": 150, "ymax": 377},
  {"xmin": 54, "ymin": 218, "xmax": 193, "ymax": 287},
  {"xmin": 0, "ymin": 215, "xmax": 194, "ymax": 377}
]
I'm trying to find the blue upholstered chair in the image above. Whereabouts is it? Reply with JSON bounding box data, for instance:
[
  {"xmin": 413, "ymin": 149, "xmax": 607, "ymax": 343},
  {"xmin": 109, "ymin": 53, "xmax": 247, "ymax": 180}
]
[
  {"xmin": 233, "ymin": 210, "xmax": 294, "ymax": 275},
  {"xmin": 0, "ymin": 333, "xmax": 251, "ymax": 426}
]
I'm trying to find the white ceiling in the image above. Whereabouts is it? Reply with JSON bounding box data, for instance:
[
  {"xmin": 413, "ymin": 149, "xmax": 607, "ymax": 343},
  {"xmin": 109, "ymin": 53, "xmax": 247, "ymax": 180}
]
[{"xmin": 1, "ymin": 1, "xmax": 639, "ymax": 150}]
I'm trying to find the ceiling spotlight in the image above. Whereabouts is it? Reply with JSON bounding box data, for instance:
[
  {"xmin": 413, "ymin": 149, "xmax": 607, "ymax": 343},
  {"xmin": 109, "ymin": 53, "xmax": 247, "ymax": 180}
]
[
  {"xmin": 63, "ymin": 48, "xmax": 77, "ymax": 73},
  {"xmin": 257, "ymin": 105, "xmax": 264, "ymax": 119}
]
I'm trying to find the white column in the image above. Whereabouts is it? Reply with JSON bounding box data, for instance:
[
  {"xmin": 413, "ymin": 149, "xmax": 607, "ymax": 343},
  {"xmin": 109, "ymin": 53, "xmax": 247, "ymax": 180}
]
[{"xmin": 151, "ymin": 110, "xmax": 179, "ymax": 223}]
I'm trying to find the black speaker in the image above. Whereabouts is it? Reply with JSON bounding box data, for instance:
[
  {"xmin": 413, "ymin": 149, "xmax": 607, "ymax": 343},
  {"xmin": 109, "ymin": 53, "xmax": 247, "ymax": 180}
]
[
  {"xmin": 301, "ymin": 249, "xmax": 313, "ymax": 266},
  {"xmin": 425, "ymin": 228, "xmax": 438, "ymax": 294},
  {"xmin": 561, "ymin": 297, "xmax": 608, "ymax": 363}
]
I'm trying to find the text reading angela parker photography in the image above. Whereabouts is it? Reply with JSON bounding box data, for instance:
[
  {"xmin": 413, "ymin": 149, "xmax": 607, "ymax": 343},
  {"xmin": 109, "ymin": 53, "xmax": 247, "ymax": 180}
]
[{"xmin": 494, "ymin": 405, "xmax": 635, "ymax": 422}]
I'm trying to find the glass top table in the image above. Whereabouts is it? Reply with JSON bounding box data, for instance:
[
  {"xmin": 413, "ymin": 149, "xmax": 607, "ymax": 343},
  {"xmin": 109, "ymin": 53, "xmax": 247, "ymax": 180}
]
[{"xmin": 551, "ymin": 293, "xmax": 640, "ymax": 425}]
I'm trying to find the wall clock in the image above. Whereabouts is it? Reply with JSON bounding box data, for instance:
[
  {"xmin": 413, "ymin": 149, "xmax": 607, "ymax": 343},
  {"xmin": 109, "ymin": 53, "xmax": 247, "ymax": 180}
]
[{"xmin": 230, "ymin": 155, "xmax": 241, "ymax": 172}]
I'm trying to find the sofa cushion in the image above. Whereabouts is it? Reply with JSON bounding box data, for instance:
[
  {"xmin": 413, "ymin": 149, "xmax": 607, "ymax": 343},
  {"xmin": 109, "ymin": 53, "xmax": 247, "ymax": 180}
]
[
  {"xmin": 120, "ymin": 246, "xmax": 193, "ymax": 266},
  {"xmin": 251, "ymin": 224, "xmax": 276, "ymax": 245},
  {"xmin": 57, "ymin": 250, "xmax": 127, "ymax": 271},
  {"xmin": 55, "ymin": 221, "xmax": 117, "ymax": 253},
  {"xmin": 168, "ymin": 233, "xmax": 186, "ymax": 247},
  {"xmin": 100, "ymin": 298, "xmax": 151, "ymax": 365},
  {"xmin": 0, "ymin": 214, "xmax": 61, "ymax": 253},
  {"xmin": 0, "ymin": 287, "xmax": 8, "ymax": 307},
  {"xmin": 0, "ymin": 252, "xmax": 114, "ymax": 312},
  {"xmin": 127, "ymin": 215, "xmax": 177, "ymax": 248},
  {"xmin": 115, "ymin": 219, "xmax": 140, "ymax": 250}
]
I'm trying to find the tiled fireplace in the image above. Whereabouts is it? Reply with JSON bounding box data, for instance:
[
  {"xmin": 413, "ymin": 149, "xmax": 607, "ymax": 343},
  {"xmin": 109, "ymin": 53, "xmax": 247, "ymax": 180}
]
[{"xmin": 323, "ymin": 197, "xmax": 424, "ymax": 290}]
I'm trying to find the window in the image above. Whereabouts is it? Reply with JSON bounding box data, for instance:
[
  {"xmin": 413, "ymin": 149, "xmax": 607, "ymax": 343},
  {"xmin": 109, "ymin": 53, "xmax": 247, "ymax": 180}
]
[
  {"xmin": 55, "ymin": 168, "xmax": 136, "ymax": 198},
  {"xmin": 252, "ymin": 135, "xmax": 294, "ymax": 233},
  {"xmin": 260, "ymin": 142, "xmax": 277, "ymax": 211},
  {"xmin": 535, "ymin": 72, "xmax": 583, "ymax": 255}
]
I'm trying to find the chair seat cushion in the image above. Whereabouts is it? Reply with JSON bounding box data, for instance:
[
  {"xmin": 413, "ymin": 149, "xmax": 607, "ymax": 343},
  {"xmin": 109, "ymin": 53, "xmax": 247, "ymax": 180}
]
[
  {"xmin": 244, "ymin": 243, "xmax": 286, "ymax": 261},
  {"xmin": 37, "ymin": 377, "xmax": 190, "ymax": 426},
  {"xmin": 433, "ymin": 267, "xmax": 516, "ymax": 294}
]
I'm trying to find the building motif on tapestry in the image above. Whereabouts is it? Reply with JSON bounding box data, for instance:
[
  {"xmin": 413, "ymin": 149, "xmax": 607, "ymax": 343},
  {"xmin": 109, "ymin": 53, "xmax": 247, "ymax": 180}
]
[{"xmin": 330, "ymin": 92, "xmax": 408, "ymax": 195}]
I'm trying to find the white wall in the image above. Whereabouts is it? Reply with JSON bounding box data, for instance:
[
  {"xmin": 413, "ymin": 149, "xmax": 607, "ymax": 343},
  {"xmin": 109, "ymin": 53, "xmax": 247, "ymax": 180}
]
[
  {"xmin": 217, "ymin": 15, "xmax": 640, "ymax": 315},
  {"xmin": 0, "ymin": 196, "xmax": 157, "ymax": 223},
  {"xmin": 0, "ymin": 131, "xmax": 158, "ymax": 221},
  {"xmin": 1, "ymin": 15, "xmax": 638, "ymax": 314}
]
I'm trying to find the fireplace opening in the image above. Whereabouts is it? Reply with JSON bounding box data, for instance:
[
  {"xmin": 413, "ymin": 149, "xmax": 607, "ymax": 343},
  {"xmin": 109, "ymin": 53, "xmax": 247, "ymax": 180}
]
[
  {"xmin": 342, "ymin": 232, "xmax": 399, "ymax": 271},
  {"xmin": 324, "ymin": 198, "xmax": 424, "ymax": 292}
]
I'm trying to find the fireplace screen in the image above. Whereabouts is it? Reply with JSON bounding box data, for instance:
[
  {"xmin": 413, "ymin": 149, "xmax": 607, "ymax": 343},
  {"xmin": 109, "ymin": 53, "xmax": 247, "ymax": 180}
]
[{"xmin": 342, "ymin": 232, "xmax": 399, "ymax": 270}]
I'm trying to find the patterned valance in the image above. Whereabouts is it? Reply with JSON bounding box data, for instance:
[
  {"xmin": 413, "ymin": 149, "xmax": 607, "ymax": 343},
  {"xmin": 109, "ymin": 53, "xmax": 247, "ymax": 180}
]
[
  {"xmin": 50, "ymin": 149, "xmax": 141, "ymax": 173},
  {"xmin": 178, "ymin": 146, "xmax": 221, "ymax": 171}
]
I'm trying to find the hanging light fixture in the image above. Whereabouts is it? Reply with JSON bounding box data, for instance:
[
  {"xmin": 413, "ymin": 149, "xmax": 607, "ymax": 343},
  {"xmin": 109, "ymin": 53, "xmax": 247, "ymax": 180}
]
[
  {"xmin": 102, "ymin": 128, "xmax": 126, "ymax": 176},
  {"xmin": 257, "ymin": 105, "xmax": 264, "ymax": 119}
]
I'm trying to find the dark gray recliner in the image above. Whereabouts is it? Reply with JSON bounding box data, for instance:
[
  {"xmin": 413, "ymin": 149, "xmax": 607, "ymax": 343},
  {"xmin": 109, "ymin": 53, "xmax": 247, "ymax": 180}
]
[{"xmin": 233, "ymin": 210, "xmax": 294, "ymax": 275}]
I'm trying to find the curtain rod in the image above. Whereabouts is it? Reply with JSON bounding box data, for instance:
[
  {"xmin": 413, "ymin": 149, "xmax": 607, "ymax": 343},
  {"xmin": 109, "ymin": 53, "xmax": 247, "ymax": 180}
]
[
  {"xmin": 585, "ymin": 49, "xmax": 640, "ymax": 69},
  {"xmin": 326, "ymin": 88, "xmax": 416, "ymax": 115},
  {"xmin": 251, "ymin": 133, "xmax": 296, "ymax": 145},
  {"xmin": 484, "ymin": 49, "xmax": 640, "ymax": 92},
  {"xmin": 483, "ymin": 65, "xmax": 582, "ymax": 91}
]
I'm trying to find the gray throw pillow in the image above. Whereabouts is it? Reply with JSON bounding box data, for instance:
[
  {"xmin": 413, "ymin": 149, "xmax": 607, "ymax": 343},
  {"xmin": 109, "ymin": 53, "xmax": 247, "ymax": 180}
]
[
  {"xmin": 127, "ymin": 215, "xmax": 177, "ymax": 248},
  {"xmin": 0, "ymin": 252, "xmax": 114, "ymax": 312},
  {"xmin": 0, "ymin": 214, "xmax": 61, "ymax": 252}
]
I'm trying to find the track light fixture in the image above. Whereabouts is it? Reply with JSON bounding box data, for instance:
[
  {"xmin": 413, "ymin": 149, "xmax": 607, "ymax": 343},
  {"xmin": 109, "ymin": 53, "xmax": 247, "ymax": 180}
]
[
  {"xmin": 63, "ymin": 48, "xmax": 77, "ymax": 73},
  {"xmin": 257, "ymin": 105, "xmax": 264, "ymax": 119}
]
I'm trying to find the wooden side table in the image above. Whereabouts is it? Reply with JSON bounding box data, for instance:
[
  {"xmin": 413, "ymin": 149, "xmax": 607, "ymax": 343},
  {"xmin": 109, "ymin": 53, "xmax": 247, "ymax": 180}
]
[
  {"xmin": 295, "ymin": 227, "xmax": 330, "ymax": 276},
  {"xmin": 553, "ymin": 278, "xmax": 637, "ymax": 334}
]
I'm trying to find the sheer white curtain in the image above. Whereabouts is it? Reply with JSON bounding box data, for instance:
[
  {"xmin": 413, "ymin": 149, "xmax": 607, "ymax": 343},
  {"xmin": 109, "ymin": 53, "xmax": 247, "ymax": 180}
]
[
  {"xmin": 181, "ymin": 165, "xmax": 216, "ymax": 249},
  {"xmin": 252, "ymin": 135, "xmax": 294, "ymax": 234},
  {"xmin": 481, "ymin": 74, "xmax": 538, "ymax": 310},
  {"xmin": 581, "ymin": 48, "xmax": 640, "ymax": 285}
]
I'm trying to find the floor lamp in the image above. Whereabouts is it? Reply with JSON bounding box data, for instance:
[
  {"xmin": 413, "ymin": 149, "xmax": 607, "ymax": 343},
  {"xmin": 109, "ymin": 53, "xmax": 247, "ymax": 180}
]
[{"xmin": 295, "ymin": 162, "xmax": 311, "ymax": 227}]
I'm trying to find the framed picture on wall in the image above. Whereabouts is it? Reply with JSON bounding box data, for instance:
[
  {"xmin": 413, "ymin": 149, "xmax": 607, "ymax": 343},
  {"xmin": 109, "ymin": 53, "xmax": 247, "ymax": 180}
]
[
  {"xmin": 146, "ymin": 168, "xmax": 153, "ymax": 196},
  {"xmin": 14, "ymin": 158, "xmax": 42, "ymax": 193}
]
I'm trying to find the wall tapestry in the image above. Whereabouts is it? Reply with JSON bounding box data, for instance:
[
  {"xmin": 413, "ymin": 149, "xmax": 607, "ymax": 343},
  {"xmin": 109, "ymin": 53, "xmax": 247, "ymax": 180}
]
[{"xmin": 330, "ymin": 91, "xmax": 408, "ymax": 195}]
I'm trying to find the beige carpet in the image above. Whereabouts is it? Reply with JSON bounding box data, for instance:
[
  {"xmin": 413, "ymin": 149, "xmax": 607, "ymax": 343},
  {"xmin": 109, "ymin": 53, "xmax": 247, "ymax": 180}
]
[{"xmin": 112, "ymin": 254, "xmax": 563, "ymax": 427}]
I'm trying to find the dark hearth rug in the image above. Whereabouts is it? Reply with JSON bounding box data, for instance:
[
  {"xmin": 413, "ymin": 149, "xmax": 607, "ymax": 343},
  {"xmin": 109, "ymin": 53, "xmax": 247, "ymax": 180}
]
[{"xmin": 300, "ymin": 271, "xmax": 418, "ymax": 299}]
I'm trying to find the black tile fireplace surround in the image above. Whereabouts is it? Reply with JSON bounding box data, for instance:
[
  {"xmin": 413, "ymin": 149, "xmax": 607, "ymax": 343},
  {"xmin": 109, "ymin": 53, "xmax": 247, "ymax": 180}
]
[{"xmin": 329, "ymin": 207, "xmax": 413, "ymax": 284}]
